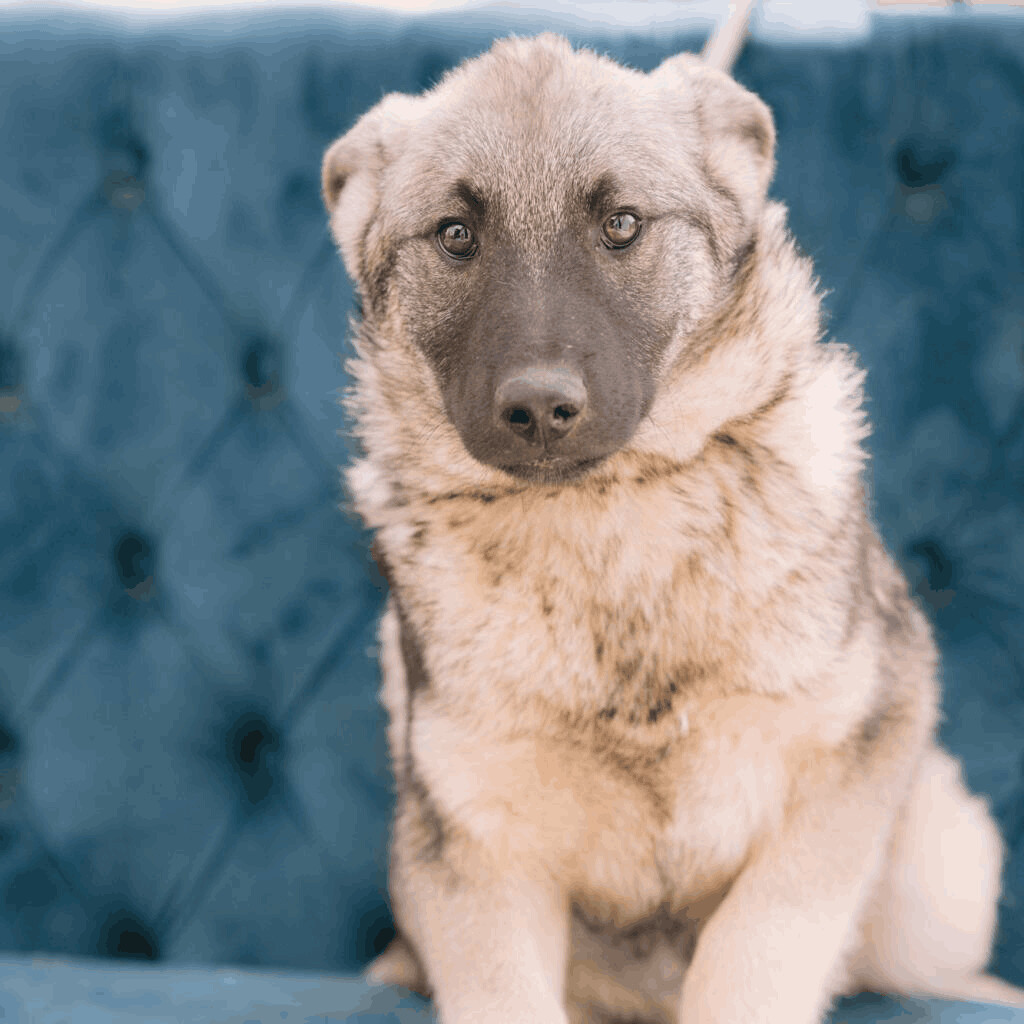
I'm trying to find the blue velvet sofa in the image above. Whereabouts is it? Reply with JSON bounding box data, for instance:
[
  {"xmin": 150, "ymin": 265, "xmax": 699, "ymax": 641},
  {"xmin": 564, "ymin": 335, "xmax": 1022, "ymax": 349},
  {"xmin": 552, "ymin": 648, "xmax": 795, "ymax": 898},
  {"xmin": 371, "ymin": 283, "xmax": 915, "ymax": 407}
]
[{"xmin": 0, "ymin": 2, "xmax": 1022, "ymax": 1021}]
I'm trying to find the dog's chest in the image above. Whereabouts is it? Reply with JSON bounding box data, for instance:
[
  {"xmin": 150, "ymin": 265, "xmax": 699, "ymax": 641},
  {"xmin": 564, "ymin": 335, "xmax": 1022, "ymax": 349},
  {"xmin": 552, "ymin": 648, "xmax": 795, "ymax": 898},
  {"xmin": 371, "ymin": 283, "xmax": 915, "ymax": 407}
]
[
  {"xmin": 388, "ymin": 485, "xmax": 812, "ymax": 911},
  {"xmin": 398, "ymin": 485, "xmax": 741, "ymax": 718},
  {"xmin": 409, "ymin": 673, "xmax": 793, "ymax": 917}
]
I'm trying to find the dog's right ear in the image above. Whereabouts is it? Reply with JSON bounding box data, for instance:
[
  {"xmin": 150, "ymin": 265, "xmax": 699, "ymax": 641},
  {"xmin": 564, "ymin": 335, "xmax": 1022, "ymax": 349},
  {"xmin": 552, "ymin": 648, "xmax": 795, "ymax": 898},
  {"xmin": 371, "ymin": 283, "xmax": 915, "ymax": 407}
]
[{"xmin": 321, "ymin": 93, "xmax": 421, "ymax": 285}]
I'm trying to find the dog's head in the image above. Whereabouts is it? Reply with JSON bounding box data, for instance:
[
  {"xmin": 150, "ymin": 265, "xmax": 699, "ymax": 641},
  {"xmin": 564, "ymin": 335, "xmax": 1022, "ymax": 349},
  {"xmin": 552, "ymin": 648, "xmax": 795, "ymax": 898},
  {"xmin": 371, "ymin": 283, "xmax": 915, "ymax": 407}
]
[{"xmin": 323, "ymin": 34, "xmax": 801, "ymax": 493}]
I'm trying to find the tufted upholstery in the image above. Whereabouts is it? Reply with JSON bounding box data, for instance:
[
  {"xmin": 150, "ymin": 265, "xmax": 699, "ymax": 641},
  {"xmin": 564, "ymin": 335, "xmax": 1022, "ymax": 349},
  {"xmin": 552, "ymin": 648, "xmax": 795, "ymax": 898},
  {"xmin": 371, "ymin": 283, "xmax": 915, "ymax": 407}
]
[{"xmin": 0, "ymin": 4, "xmax": 1022, "ymax": 1019}]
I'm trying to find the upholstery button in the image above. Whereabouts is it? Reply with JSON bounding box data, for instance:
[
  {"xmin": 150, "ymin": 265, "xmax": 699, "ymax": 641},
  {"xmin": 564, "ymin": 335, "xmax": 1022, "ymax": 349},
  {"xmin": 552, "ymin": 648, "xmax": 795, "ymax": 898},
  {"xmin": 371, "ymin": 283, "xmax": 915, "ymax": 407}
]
[
  {"xmin": 0, "ymin": 720, "xmax": 17, "ymax": 757},
  {"xmin": 0, "ymin": 719, "xmax": 19, "ymax": 812},
  {"xmin": 355, "ymin": 899, "xmax": 396, "ymax": 962},
  {"xmin": 99, "ymin": 909, "xmax": 159, "ymax": 960},
  {"xmin": 905, "ymin": 537, "xmax": 955, "ymax": 610},
  {"xmin": 113, "ymin": 532, "xmax": 155, "ymax": 600},
  {"xmin": 893, "ymin": 137, "xmax": 954, "ymax": 225},
  {"xmin": 98, "ymin": 109, "xmax": 149, "ymax": 177},
  {"xmin": 227, "ymin": 711, "xmax": 280, "ymax": 806},
  {"xmin": 242, "ymin": 337, "xmax": 283, "ymax": 406},
  {"xmin": 0, "ymin": 336, "xmax": 22, "ymax": 417},
  {"xmin": 98, "ymin": 108, "xmax": 148, "ymax": 210},
  {"xmin": 894, "ymin": 136, "xmax": 955, "ymax": 189}
]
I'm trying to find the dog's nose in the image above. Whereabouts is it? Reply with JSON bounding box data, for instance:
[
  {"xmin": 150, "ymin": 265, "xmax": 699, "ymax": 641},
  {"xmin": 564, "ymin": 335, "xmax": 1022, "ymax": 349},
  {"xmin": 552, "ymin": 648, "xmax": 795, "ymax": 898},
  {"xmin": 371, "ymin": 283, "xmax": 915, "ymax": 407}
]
[{"xmin": 494, "ymin": 366, "xmax": 587, "ymax": 446}]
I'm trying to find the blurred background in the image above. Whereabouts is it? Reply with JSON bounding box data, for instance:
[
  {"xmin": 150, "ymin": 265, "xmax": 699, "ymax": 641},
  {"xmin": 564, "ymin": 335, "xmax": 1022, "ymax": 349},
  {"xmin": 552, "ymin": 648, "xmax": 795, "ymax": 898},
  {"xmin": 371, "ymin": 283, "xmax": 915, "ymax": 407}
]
[{"xmin": 0, "ymin": 0, "xmax": 1022, "ymax": 996}]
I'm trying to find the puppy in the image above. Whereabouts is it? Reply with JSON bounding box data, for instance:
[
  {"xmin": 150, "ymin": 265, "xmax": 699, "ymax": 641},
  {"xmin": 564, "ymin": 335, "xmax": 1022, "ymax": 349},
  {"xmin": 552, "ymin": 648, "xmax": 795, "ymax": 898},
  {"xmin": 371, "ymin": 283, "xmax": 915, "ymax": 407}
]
[{"xmin": 321, "ymin": 33, "xmax": 1024, "ymax": 1024}]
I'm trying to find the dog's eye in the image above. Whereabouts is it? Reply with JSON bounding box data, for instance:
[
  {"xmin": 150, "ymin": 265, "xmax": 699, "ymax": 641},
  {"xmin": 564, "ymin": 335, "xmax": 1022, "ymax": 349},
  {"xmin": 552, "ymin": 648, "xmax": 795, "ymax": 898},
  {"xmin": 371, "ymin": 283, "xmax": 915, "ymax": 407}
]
[
  {"xmin": 602, "ymin": 212, "xmax": 641, "ymax": 249},
  {"xmin": 437, "ymin": 222, "xmax": 477, "ymax": 259}
]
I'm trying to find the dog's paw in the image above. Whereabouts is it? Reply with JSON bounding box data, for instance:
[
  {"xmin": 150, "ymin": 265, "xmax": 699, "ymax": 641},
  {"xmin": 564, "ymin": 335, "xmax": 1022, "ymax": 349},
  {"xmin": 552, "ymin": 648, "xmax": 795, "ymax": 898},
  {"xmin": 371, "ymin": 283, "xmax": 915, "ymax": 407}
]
[{"xmin": 365, "ymin": 934, "xmax": 432, "ymax": 997}]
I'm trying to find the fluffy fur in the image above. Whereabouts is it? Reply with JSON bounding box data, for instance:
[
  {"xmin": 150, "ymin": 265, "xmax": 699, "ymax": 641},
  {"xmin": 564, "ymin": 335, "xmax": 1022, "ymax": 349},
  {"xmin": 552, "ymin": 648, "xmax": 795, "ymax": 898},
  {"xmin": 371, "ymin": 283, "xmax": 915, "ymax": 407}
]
[{"xmin": 322, "ymin": 34, "xmax": 1023, "ymax": 1024}]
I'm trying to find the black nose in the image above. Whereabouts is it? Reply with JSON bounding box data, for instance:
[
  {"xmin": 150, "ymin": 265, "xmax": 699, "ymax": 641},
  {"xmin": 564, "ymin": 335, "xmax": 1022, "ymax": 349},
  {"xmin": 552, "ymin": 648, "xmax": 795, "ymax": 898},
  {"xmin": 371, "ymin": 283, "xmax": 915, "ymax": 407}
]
[{"xmin": 494, "ymin": 366, "xmax": 587, "ymax": 446}]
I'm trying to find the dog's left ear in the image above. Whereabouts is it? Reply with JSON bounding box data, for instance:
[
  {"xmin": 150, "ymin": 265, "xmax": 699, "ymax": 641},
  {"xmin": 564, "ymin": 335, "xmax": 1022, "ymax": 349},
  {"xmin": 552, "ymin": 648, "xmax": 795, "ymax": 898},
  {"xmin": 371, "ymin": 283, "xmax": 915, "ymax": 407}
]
[
  {"xmin": 321, "ymin": 92, "xmax": 422, "ymax": 287},
  {"xmin": 653, "ymin": 53, "xmax": 776, "ymax": 228}
]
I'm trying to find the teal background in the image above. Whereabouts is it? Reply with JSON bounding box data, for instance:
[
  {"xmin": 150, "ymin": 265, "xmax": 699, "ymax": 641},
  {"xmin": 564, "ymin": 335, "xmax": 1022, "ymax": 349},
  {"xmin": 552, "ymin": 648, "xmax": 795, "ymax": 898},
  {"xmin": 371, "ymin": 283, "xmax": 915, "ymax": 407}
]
[{"xmin": 0, "ymin": 5, "xmax": 1022, "ymax": 1020}]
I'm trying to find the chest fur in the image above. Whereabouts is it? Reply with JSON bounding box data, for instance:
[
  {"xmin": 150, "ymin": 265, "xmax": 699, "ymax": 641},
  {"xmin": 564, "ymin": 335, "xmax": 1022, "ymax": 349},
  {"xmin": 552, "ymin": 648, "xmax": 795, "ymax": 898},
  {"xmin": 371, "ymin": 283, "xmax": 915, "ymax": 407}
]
[
  {"xmin": 402, "ymin": 664, "xmax": 812, "ymax": 918},
  {"xmin": 375, "ymin": 443, "xmax": 876, "ymax": 915},
  {"xmin": 382, "ymin": 451, "xmax": 858, "ymax": 726}
]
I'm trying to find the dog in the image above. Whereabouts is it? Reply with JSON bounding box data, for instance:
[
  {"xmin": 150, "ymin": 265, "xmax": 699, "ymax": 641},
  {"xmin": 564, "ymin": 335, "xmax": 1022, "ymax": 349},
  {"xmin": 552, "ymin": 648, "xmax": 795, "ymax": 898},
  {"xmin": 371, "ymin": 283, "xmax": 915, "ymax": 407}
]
[{"xmin": 321, "ymin": 33, "xmax": 1024, "ymax": 1024}]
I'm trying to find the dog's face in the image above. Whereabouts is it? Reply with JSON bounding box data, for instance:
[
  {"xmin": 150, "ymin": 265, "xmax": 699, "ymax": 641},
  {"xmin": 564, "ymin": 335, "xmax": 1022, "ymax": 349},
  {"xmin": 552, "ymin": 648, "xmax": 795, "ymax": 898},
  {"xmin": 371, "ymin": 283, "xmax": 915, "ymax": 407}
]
[{"xmin": 323, "ymin": 35, "xmax": 777, "ymax": 486}]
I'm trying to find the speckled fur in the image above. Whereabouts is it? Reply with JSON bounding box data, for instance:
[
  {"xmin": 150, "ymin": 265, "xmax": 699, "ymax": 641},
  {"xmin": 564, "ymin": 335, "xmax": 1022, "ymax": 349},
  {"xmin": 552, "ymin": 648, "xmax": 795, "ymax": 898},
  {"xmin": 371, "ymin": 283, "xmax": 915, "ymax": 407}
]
[{"xmin": 322, "ymin": 34, "xmax": 1022, "ymax": 1024}]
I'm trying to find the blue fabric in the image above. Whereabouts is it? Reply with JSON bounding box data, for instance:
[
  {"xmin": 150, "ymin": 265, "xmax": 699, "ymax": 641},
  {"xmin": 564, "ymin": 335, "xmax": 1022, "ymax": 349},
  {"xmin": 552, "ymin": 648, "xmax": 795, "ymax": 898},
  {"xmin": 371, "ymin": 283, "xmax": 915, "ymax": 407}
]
[
  {"xmin": 0, "ymin": 5, "xmax": 1022, "ymax": 1021},
  {"xmin": 0, "ymin": 957, "xmax": 1021, "ymax": 1024}
]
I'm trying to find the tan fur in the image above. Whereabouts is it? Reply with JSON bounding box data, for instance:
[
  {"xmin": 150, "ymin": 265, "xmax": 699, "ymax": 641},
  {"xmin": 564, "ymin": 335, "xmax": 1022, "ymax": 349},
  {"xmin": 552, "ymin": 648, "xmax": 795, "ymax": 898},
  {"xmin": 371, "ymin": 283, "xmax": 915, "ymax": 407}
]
[{"xmin": 322, "ymin": 34, "xmax": 1023, "ymax": 1024}]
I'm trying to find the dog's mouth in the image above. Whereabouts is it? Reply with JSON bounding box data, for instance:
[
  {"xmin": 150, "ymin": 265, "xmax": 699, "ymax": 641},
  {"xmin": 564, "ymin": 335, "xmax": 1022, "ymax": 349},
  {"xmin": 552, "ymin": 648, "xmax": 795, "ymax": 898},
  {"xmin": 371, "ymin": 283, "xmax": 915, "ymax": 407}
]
[{"xmin": 498, "ymin": 454, "xmax": 608, "ymax": 485}]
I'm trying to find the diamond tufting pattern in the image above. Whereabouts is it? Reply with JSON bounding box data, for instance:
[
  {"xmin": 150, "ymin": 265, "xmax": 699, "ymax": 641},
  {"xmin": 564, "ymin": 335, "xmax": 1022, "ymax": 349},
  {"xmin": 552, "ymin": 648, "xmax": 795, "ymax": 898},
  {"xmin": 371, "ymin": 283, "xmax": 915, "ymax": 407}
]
[{"xmin": 0, "ymin": 6, "xmax": 1022, "ymax": 1004}]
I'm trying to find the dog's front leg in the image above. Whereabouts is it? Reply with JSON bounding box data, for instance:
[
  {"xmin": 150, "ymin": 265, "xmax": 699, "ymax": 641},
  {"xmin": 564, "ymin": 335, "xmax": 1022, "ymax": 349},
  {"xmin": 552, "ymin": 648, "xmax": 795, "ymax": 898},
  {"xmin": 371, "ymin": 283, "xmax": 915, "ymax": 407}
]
[
  {"xmin": 390, "ymin": 809, "xmax": 571, "ymax": 1024},
  {"xmin": 676, "ymin": 689, "xmax": 933, "ymax": 1024}
]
